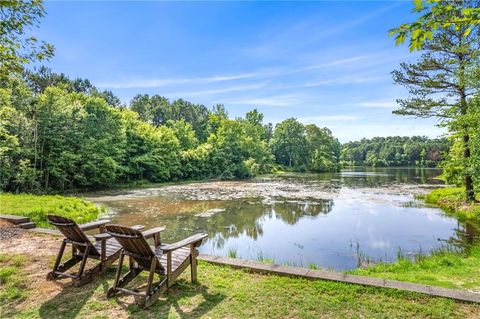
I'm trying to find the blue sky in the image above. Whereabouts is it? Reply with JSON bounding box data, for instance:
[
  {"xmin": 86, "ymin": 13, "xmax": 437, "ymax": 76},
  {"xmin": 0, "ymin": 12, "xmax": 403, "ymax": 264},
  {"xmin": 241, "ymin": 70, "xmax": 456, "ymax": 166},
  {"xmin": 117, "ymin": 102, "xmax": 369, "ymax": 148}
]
[{"xmin": 39, "ymin": 0, "xmax": 445, "ymax": 142}]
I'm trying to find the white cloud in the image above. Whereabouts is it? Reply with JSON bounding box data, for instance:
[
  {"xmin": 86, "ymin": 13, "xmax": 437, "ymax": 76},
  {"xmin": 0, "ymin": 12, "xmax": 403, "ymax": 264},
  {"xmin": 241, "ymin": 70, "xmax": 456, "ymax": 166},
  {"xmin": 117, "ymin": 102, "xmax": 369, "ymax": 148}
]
[
  {"xmin": 96, "ymin": 72, "xmax": 259, "ymax": 89},
  {"xmin": 224, "ymin": 94, "xmax": 307, "ymax": 107},
  {"xmin": 299, "ymin": 115, "xmax": 361, "ymax": 122},
  {"xmin": 244, "ymin": 2, "xmax": 401, "ymax": 58},
  {"xmin": 298, "ymin": 75, "xmax": 388, "ymax": 88},
  {"xmin": 356, "ymin": 101, "xmax": 399, "ymax": 108},
  {"xmin": 286, "ymin": 55, "xmax": 373, "ymax": 75},
  {"xmin": 163, "ymin": 82, "xmax": 269, "ymax": 98}
]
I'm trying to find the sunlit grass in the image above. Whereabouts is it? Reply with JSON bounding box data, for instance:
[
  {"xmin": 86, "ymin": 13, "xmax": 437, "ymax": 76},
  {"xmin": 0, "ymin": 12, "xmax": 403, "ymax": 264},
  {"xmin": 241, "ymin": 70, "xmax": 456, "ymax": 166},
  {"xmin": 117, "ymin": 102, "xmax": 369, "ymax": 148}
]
[
  {"xmin": 350, "ymin": 242, "xmax": 480, "ymax": 290},
  {"xmin": 420, "ymin": 187, "xmax": 480, "ymax": 222},
  {"xmin": 0, "ymin": 254, "xmax": 27, "ymax": 304},
  {"xmin": 1, "ymin": 251, "xmax": 477, "ymax": 318},
  {"xmin": 0, "ymin": 193, "xmax": 103, "ymax": 228}
]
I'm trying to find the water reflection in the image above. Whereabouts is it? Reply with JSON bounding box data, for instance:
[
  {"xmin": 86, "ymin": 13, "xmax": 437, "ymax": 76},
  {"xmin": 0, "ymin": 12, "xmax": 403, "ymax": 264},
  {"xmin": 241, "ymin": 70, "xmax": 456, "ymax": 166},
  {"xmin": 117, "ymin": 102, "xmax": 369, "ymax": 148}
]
[
  {"xmin": 449, "ymin": 222, "xmax": 480, "ymax": 248},
  {"xmin": 88, "ymin": 167, "xmax": 479, "ymax": 270}
]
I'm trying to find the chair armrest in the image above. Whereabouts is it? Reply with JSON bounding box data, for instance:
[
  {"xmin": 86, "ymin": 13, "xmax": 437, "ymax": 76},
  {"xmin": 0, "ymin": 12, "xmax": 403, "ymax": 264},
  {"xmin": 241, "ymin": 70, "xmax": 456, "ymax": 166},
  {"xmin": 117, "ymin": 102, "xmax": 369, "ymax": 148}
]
[
  {"xmin": 142, "ymin": 227, "xmax": 166, "ymax": 239},
  {"xmin": 79, "ymin": 219, "xmax": 110, "ymax": 232},
  {"xmin": 93, "ymin": 233, "xmax": 112, "ymax": 241},
  {"xmin": 161, "ymin": 233, "xmax": 207, "ymax": 253},
  {"xmin": 131, "ymin": 225, "xmax": 145, "ymax": 231}
]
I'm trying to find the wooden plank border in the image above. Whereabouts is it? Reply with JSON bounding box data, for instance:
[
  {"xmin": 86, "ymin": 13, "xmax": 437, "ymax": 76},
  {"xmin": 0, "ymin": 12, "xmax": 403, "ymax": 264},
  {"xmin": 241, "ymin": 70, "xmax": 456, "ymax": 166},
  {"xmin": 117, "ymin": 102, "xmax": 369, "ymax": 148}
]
[{"xmin": 198, "ymin": 254, "xmax": 480, "ymax": 304}]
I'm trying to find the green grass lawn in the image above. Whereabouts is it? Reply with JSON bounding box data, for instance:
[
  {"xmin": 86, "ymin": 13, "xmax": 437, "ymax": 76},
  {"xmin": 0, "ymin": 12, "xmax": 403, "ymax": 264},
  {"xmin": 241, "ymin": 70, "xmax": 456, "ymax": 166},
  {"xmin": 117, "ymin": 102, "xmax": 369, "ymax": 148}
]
[
  {"xmin": 0, "ymin": 193, "xmax": 103, "ymax": 228},
  {"xmin": 1, "ymin": 250, "xmax": 479, "ymax": 319},
  {"xmin": 350, "ymin": 244, "xmax": 480, "ymax": 290}
]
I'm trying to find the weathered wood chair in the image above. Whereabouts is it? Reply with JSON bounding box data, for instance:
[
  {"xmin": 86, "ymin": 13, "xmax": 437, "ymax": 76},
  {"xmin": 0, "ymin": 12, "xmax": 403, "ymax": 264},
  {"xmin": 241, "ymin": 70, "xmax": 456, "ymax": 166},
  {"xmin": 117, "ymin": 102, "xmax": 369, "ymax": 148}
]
[
  {"xmin": 105, "ymin": 224, "xmax": 207, "ymax": 308},
  {"xmin": 46, "ymin": 215, "xmax": 129, "ymax": 286}
]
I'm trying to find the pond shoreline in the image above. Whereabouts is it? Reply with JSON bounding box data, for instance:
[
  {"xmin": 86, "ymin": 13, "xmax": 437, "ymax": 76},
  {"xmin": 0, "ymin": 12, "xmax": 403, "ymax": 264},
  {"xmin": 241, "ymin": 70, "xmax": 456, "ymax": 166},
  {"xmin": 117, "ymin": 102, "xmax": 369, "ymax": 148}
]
[
  {"xmin": 62, "ymin": 166, "xmax": 444, "ymax": 196},
  {"xmin": 2, "ymin": 178, "xmax": 480, "ymax": 293},
  {"xmin": 2, "ymin": 231, "xmax": 478, "ymax": 318},
  {"xmin": 6, "ymin": 226, "xmax": 480, "ymax": 304},
  {"xmin": 3, "ymin": 168, "xmax": 471, "ymax": 271}
]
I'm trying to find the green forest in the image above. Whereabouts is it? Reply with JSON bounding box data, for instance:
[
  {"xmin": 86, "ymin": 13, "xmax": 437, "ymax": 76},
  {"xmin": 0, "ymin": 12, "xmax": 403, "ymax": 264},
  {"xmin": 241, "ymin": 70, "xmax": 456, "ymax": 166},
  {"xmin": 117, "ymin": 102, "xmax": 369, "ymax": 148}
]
[
  {"xmin": 2, "ymin": 67, "xmax": 456, "ymax": 193},
  {"xmin": 0, "ymin": 68, "xmax": 344, "ymax": 192},
  {"xmin": 1, "ymin": 0, "xmax": 480, "ymax": 199},
  {"xmin": 341, "ymin": 136, "xmax": 450, "ymax": 167}
]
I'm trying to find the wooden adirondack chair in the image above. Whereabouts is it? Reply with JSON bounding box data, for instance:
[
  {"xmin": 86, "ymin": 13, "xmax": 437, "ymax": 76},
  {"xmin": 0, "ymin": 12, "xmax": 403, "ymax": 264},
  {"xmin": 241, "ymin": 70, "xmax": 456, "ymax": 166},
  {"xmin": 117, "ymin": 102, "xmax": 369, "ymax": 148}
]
[
  {"xmin": 46, "ymin": 215, "xmax": 127, "ymax": 286},
  {"xmin": 105, "ymin": 224, "xmax": 208, "ymax": 308}
]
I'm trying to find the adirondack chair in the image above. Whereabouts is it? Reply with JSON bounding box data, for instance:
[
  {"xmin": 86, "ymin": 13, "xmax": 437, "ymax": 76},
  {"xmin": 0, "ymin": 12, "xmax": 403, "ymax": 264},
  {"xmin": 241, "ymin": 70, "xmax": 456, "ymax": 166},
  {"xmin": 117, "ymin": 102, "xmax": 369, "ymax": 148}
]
[
  {"xmin": 46, "ymin": 215, "xmax": 133, "ymax": 286},
  {"xmin": 105, "ymin": 224, "xmax": 208, "ymax": 308}
]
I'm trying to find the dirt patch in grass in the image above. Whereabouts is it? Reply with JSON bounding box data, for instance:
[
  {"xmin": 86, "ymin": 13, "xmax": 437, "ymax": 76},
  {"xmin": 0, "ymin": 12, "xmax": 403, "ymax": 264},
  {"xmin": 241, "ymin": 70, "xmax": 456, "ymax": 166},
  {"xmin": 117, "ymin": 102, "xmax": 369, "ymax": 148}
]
[{"xmin": 0, "ymin": 220, "xmax": 24, "ymax": 240}]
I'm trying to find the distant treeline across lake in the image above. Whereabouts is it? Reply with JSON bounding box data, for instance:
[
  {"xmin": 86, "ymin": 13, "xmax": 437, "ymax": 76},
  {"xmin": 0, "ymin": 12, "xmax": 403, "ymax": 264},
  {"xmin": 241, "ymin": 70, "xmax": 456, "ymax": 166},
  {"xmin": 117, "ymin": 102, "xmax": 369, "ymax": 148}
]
[{"xmin": 1, "ymin": 69, "xmax": 449, "ymax": 193}]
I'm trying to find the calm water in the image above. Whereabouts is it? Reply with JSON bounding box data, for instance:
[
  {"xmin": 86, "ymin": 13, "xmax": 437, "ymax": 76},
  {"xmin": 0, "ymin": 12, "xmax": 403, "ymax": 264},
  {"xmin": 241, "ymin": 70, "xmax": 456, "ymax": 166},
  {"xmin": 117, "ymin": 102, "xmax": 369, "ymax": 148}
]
[{"xmin": 86, "ymin": 167, "xmax": 480, "ymax": 270}]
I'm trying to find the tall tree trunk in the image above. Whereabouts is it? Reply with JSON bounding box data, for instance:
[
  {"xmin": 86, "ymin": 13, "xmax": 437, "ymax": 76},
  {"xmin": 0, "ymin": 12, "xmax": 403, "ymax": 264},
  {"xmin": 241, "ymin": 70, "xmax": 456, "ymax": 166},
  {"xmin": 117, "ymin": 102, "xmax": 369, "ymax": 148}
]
[
  {"xmin": 458, "ymin": 49, "xmax": 475, "ymax": 203},
  {"xmin": 463, "ymin": 133, "xmax": 475, "ymax": 202}
]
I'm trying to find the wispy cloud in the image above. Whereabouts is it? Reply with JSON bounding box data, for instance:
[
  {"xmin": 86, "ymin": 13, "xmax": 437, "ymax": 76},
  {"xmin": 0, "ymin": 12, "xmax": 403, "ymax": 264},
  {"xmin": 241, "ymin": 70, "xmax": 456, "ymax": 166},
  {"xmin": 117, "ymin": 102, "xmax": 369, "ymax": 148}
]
[
  {"xmin": 163, "ymin": 82, "xmax": 269, "ymax": 98},
  {"xmin": 356, "ymin": 101, "xmax": 398, "ymax": 108},
  {"xmin": 299, "ymin": 115, "xmax": 361, "ymax": 122},
  {"xmin": 96, "ymin": 51, "xmax": 398, "ymax": 92},
  {"xmin": 96, "ymin": 72, "xmax": 259, "ymax": 89},
  {"xmin": 244, "ymin": 2, "xmax": 402, "ymax": 58},
  {"xmin": 286, "ymin": 55, "xmax": 372, "ymax": 75},
  {"xmin": 223, "ymin": 94, "xmax": 308, "ymax": 107},
  {"xmin": 299, "ymin": 75, "xmax": 387, "ymax": 88}
]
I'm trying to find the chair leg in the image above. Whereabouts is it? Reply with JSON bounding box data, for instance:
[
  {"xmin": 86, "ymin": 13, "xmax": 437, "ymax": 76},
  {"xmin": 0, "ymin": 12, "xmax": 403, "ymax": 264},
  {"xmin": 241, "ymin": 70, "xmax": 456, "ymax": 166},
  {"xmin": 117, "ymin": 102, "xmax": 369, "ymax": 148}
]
[
  {"xmin": 76, "ymin": 245, "xmax": 90, "ymax": 279},
  {"xmin": 54, "ymin": 240, "xmax": 67, "ymax": 270},
  {"xmin": 113, "ymin": 252, "xmax": 125, "ymax": 289},
  {"xmin": 107, "ymin": 251, "xmax": 125, "ymax": 298},
  {"xmin": 145, "ymin": 258, "xmax": 157, "ymax": 297},
  {"xmin": 107, "ymin": 254, "xmax": 141, "ymax": 298},
  {"xmin": 167, "ymin": 252, "xmax": 173, "ymax": 288},
  {"xmin": 143, "ymin": 278, "xmax": 168, "ymax": 308},
  {"xmin": 47, "ymin": 240, "xmax": 67, "ymax": 280},
  {"xmin": 190, "ymin": 245, "xmax": 197, "ymax": 283}
]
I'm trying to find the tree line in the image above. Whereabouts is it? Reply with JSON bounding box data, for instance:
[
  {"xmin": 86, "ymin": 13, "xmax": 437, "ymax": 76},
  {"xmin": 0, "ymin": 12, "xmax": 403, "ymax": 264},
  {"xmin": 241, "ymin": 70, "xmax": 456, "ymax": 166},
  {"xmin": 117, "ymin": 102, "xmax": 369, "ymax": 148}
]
[
  {"xmin": 2, "ymin": 0, "xmax": 479, "ymax": 200},
  {"xmin": 0, "ymin": 68, "xmax": 343, "ymax": 193},
  {"xmin": 0, "ymin": 66, "xmax": 451, "ymax": 193},
  {"xmin": 341, "ymin": 136, "xmax": 450, "ymax": 167}
]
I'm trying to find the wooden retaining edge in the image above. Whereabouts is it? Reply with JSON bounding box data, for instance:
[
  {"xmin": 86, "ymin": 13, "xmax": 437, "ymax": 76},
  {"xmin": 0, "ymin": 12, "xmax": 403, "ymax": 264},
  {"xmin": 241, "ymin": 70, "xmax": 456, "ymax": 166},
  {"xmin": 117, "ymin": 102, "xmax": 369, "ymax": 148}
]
[
  {"xmin": 198, "ymin": 254, "xmax": 480, "ymax": 304},
  {"xmin": 29, "ymin": 227, "xmax": 62, "ymax": 236}
]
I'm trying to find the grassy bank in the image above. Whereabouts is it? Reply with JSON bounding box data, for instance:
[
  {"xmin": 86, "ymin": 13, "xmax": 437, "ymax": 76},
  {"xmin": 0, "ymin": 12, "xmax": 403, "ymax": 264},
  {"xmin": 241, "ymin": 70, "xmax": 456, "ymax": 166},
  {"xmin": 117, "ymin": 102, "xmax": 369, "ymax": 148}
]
[
  {"xmin": 420, "ymin": 187, "xmax": 480, "ymax": 222},
  {"xmin": 0, "ymin": 193, "xmax": 103, "ymax": 228},
  {"xmin": 350, "ymin": 187, "xmax": 480, "ymax": 290},
  {"xmin": 350, "ymin": 245, "xmax": 480, "ymax": 290},
  {"xmin": 1, "ymin": 241, "xmax": 478, "ymax": 319}
]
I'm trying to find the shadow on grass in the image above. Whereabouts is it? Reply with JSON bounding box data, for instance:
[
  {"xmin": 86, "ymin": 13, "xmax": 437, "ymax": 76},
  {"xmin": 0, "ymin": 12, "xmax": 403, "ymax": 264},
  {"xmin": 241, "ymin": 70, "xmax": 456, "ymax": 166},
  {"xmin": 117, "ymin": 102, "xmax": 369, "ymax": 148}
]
[
  {"xmin": 128, "ymin": 279, "xmax": 226, "ymax": 319},
  {"xmin": 38, "ymin": 271, "xmax": 225, "ymax": 319},
  {"xmin": 38, "ymin": 272, "xmax": 113, "ymax": 319}
]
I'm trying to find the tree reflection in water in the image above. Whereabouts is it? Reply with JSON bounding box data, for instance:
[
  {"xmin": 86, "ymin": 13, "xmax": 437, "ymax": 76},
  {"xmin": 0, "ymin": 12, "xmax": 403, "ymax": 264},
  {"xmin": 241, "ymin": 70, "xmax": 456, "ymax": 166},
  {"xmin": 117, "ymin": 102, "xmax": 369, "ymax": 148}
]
[
  {"xmin": 195, "ymin": 198, "xmax": 334, "ymax": 250},
  {"xmin": 91, "ymin": 167, "xmax": 479, "ymax": 270}
]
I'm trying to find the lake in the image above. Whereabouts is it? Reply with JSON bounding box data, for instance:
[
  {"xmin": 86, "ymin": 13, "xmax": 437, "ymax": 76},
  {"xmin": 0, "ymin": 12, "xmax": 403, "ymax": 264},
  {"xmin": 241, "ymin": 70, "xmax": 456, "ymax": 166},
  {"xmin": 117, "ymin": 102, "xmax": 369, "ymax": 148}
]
[{"xmin": 86, "ymin": 167, "xmax": 480, "ymax": 270}]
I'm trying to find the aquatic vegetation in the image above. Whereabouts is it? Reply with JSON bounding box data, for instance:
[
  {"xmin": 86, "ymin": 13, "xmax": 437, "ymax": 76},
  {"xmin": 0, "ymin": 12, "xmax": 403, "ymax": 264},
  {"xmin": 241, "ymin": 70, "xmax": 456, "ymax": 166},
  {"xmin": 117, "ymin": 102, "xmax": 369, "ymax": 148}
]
[
  {"xmin": 227, "ymin": 248, "xmax": 238, "ymax": 259},
  {"xmin": 257, "ymin": 252, "xmax": 276, "ymax": 265}
]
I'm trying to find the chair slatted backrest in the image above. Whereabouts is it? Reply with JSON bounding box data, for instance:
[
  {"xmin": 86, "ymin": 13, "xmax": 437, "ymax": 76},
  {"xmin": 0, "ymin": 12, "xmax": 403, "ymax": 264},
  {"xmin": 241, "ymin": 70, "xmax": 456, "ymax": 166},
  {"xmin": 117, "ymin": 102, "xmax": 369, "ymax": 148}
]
[
  {"xmin": 47, "ymin": 215, "xmax": 100, "ymax": 256},
  {"xmin": 106, "ymin": 225, "xmax": 157, "ymax": 270}
]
